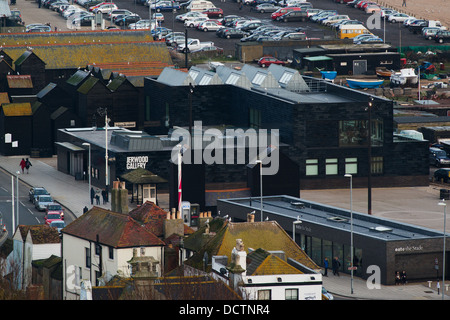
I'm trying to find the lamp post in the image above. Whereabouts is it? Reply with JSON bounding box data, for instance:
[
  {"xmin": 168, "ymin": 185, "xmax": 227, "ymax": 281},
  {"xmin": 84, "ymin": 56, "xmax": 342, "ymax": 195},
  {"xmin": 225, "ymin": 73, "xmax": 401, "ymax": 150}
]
[
  {"xmin": 292, "ymin": 216, "xmax": 302, "ymax": 244},
  {"xmin": 439, "ymin": 200, "xmax": 447, "ymax": 300},
  {"xmin": 16, "ymin": 171, "xmax": 20, "ymax": 228},
  {"xmin": 11, "ymin": 175, "xmax": 15, "ymax": 234},
  {"xmin": 83, "ymin": 142, "xmax": 91, "ymax": 203},
  {"xmin": 105, "ymin": 111, "xmax": 110, "ymax": 192},
  {"xmin": 256, "ymin": 159, "xmax": 263, "ymax": 221},
  {"xmin": 345, "ymin": 173, "xmax": 354, "ymax": 295},
  {"xmin": 367, "ymin": 97, "xmax": 373, "ymax": 216}
]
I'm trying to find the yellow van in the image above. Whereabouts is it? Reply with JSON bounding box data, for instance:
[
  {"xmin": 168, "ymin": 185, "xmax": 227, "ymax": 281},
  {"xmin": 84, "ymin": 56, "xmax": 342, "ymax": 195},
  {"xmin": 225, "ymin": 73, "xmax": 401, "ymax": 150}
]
[{"xmin": 338, "ymin": 24, "xmax": 371, "ymax": 39}]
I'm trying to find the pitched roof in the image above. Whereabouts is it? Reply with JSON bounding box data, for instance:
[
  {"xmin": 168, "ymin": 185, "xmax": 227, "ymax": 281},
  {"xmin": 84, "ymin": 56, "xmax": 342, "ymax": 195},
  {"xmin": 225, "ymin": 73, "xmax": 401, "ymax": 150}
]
[
  {"xmin": 7, "ymin": 75, "xmax": 33, "ymax": 89},
  {"xmin": 184, "ymin": 219, "xmax": 318, "ymax": 272},
  {"xmin": 247, "ymin": 248, "xmax": 303, "ymax": 276},
  {"xmin": 2, "ymin": 102, "xmax": 32, "ymax": 116},
  {"xmin": 62, "ymin": 206, "xmax": 165, "ymax": 248},
  {"xmin": 120, "ymin": 168, "xmax": 167, "ymax": 184},
  {"xmin": 17, "ymin": 225, "xmax": 61, "ymax": 244},
  {"xmin": 0, "ymin": 92, "xmax": 10, "ymax": 105}
]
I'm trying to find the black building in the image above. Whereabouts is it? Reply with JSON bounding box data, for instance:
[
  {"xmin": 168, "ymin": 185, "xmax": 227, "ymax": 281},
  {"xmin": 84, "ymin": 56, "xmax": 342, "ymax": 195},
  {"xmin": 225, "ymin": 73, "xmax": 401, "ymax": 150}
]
[{"xmin": 218, "ymin": 195, "xmax": 450, "ymax": 285}]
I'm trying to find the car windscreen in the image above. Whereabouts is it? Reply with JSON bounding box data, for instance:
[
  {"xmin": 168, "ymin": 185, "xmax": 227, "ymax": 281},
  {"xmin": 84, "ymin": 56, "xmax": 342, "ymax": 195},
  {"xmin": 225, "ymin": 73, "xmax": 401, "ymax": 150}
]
[
  {"xmin": 436, "ymin": 150, "xmax": 447, "ymax": 157},
  {"xmin": 39, "ymin": 196, "xmax": 52, "ymax": 202},
  {"xmin": 47, "ymin": 205, "xmax": 62, "ymax": 210},
  {"xmin": 35, "ymin": 189, "xmax": 47, "ymax": 195},
  {"xmin": 51, "ymin": 222, "xmax": 65, "ymax": 228},
  {"xmin": 47, "ymin": 214, "xmax": 61, "ymax": 219}
]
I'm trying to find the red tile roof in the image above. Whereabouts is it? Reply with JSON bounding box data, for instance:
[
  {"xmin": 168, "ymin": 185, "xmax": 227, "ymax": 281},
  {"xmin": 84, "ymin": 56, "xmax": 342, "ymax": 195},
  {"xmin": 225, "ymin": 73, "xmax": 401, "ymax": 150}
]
[{"xmin": 62, "ymin": 206, "xmax": 165, "ymax": 248}]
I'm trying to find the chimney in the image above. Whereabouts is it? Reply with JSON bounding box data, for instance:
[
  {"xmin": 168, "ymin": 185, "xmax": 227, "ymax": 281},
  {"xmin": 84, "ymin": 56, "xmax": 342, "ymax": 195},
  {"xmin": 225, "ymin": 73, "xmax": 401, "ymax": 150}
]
[
  {"xmin": 111, "ymin": 180, "xmax": 128, "ymax": 213},
  {"xmin": 247, "ymin": 213, "xmax": 255, "ymax": 222},
  {"xmin": 227, "ymin": 239, "xmax": 247, "ymax": 290},
  {"xmin": 164, "ymin": 208, "xmax": 184, "ymax": 239}
]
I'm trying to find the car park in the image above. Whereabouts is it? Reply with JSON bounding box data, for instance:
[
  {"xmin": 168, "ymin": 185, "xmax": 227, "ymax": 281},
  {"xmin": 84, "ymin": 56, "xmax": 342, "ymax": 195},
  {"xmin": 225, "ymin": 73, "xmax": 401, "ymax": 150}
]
[
  {"xmin": 44, "ymin": 213, "xmax": 63, "ymax": 225},
  {"xmin": 434, "ymin": 30, "xmax": 450, "ymax": 43},
  {"xmin": 306, "ymin": 8, "xmax": 321, "ymax": 17},
  {"xmin": 49, "ymin": 1, "xmax": 69, "ymax": 11},
  {"xmin": 238, "ymin": 21, "xmax": 264, "ymax": 32},
  {"xmin": 150, "ymin": 1, "xmax": 180, "ymax": 12},
  {"xmin": 108, "ymin": 9, "xmax": 133, "ymax": 20},
  {"xmin": 271, "ymin": 7, "xmax": 302, "ymax": 20},
  {"xmin": 88, "ymin": 1, "xmax": 111, "ymax": 11},
  {"xmin": 277, "ymin": 10, "xmax": 308, "ymax": 22},
  {"xmin": 257, "ymin": 56, "xmax": 285, "ymax": 67},
  {"xmin": 322, "ymin": 14, "xmax": 350, "ymax": 26},
  {"xmin": 92, "ymin": 3, "xmax": 118, "ymax": 14},
  {"xmin": 8, "ymin": 9, "xmax": 22, "ymax": 23},
  {"xmin": 45, "ymin": 202, "xmax": 65, "ymax": 219},
  {"xmin": 152, "ymin": 12, "xmax": 165, "ymax": 22},
  {"xmin": 35, "ymin": 195, "xmax": 54, "ymax": 211},
  {"xmin": 364, "ymin": 4, "xmax": 380, "ymax": 14},
  {"xmin": 276, "ymin": 32, "xmax": 306, "ymax": 40},
  {"xmin": 434, "ymin": 168, "xmax": 450, "ymax": 183}
]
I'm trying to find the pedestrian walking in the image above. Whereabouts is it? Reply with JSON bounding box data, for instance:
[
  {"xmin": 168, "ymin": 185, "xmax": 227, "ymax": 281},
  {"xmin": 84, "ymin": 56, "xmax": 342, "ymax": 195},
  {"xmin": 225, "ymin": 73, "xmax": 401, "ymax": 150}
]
[
  {"xmin": 25, "ymin": 158, "xmax": 32, "ymax": 173},
  {"xmin": 332, "ymin": 257, "xmax": 341, "ymax": 276},
  {"xmin": 90, "ymin": 187, "xmax": 95, "ymax": 205},
  {"xmin": 239, "ymin": 2, "xmax": 243, "ymax": 10},
  {"xmin": 101, "ymin": 189, "xmax": 107, "ymax": 204},
  {"xmin": 323, "ymin": 257, "xmax": 329, "ymax": 276},
  {"xmin": 95, "ymin": 193, "xmax": 100, "ymax": 205},
  {"xmin": 402, "ymin": 0, "xmax": 406, "ymax": 7},
  {"xmin": 20, "ymin": 158, "xmax": 26, "ymax": 174},
  {"xmin": 401, "ymin": 270, "xmax": 407, "ymax": 285}
]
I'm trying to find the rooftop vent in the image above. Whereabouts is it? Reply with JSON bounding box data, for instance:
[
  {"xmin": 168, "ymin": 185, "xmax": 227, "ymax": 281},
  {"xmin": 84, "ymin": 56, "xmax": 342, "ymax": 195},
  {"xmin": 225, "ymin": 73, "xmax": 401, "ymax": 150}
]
[
  {"xmin": 370, "ymin": 226, "xmax": 393, "ymax": 232},
  {"xmin": 327, "ymin": 216, "xmax": 348, "ymax": 223},
  {"xmin": 290, "ymin": 202, "xmax": 305, "ymax": 209}
]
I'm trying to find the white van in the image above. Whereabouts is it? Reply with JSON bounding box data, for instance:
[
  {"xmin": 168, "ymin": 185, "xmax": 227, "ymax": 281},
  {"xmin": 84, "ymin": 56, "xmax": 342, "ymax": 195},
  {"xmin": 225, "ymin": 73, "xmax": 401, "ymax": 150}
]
[{"xmin": 187, "ymin": 0, "xmax": 215, "ymax": 12}]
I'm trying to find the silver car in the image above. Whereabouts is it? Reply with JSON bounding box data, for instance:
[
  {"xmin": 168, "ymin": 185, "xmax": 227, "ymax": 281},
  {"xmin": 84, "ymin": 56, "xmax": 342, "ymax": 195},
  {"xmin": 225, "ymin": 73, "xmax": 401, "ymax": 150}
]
[{"xmin": 35, "ymin": 195, "xmax": 54, "ymax": 211}]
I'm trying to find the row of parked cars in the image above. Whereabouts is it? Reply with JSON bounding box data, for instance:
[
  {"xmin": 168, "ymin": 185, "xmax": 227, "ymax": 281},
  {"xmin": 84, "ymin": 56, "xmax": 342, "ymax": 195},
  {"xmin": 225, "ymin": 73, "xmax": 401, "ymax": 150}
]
[{"xmin": 28, "ymin": 187, "xmax": 66, "ymax": 232}]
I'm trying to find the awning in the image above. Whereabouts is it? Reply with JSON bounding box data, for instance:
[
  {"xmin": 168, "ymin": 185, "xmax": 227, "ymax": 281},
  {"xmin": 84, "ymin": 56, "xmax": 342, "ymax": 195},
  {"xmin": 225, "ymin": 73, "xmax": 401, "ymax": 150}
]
[
  {"xmin": 54, "ymin": 142, "xmax": 85, "ymax": 152},
  {"xmin": 303, "ymin": 56, "xmax": 333, "ymax": 62},
  {"xmin": 120, "ymin": 167, "xmax": 167, "ymax": 184}
]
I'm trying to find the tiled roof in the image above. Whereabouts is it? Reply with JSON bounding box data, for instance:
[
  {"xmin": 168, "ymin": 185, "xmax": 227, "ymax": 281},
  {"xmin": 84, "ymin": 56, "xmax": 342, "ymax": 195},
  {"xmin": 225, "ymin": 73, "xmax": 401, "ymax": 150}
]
[
  {"xmin": 0, "ymin": 92, "xmax": 10, "ymax": 105},
  {"xmin": 2, "ymin": 102, "xmax": 32, "ymax": 116},
  {"xmin": 247, "ymin": 248, "xmax": 303, "ymax": 276},
  {"xmin": 17, "ymin": 225, "xmax": 61, "ymax": 244},
  {"xmin": 7, "ymin": 75, "xmax": 33, "ymax": 88},
  {"xmin": 184, "ymin": 219, "xmax": 319, "ymax": 272},
  {"xmin": 62, "ymin": 206, "xmax": 165, "ymax": 248}
]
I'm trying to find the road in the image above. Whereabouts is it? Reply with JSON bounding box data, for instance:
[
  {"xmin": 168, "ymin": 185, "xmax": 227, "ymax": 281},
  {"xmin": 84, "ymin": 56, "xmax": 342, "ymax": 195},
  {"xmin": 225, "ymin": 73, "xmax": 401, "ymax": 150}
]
[{"xmin": 0, "ymin": 168, "xmax": 72, "ymax": 235}]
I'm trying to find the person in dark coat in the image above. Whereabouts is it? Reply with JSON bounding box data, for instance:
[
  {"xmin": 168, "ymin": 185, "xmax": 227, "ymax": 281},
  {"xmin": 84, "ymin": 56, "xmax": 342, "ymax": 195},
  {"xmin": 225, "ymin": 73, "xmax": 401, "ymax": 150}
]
[
  {"xmin": 90, "ymin": 187, "xmax": 95, "ymax": 205},
  {"xmin": 25, "ymin": 158, "xmax": 32, "ymax": 173},
  {"xmin": 332, "ymin": 257, "xmax": 340, "ymax": 276}
]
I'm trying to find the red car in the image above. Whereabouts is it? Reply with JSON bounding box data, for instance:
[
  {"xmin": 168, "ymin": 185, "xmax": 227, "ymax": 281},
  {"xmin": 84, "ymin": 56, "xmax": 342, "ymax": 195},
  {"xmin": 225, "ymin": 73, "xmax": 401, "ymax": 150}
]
[
  {"xmin": 258, "ymin": 56, "xmax": 285, "ymax": 68},
  {"xmin": 45, "ymin": 202, "xmax": 64, "ymax": 220},
  {"xmin": 45, "ymin": 213, "xmax": 63, "ymax": 225},
  {"xmin": 202, "ymin": 8, "xmax": 224, "ymax": 18}
]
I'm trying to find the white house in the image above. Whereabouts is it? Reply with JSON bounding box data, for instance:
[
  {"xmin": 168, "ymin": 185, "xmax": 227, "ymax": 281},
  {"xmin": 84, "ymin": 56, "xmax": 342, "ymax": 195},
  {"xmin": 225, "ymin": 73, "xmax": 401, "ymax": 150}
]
[{"xmin": 8, "ymin": 225, "xmax": 61, "ymax": 290}]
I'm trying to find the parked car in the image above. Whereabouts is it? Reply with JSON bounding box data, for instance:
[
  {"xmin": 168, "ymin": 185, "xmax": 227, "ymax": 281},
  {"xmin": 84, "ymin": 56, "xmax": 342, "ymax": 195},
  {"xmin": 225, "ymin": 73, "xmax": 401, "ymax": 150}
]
[
  {"xmin": 44, "ymin": 213, "xmax": 63, "ymax": 225},
  {"xmin": 364, "ymin": 4, "xmax": 380, "ymax": 14},
  {"xmin": 49, "ymin": 220, "xmax": 66, "ymax": 233},
  {"xmin": 108, "ymin": 9, "xmax": 133, "ymax": 20},
  {"xmin": 151, "ymin": 1, "xmax": 180, "ymax": 12},
  {"xmin": 254, "ymin": 3, "xmax": 280, "ymax": 13},
  {"xmin": 322, "ymin": 287, "xmax": 334, "ymax": 300},
  {"xmin": 88, "ymin": 1, "xmax": 111, "ymax": 11},
  {"xmin": 221, "ymin": 15, "xmax": 242, "ymax": 27},
  {"xmin": 175, "ymin": 11, "xmax": 207, "ymax": 22},
  {"xmin": 92, "ymin": 3, "xmax": 118, "ymax": 14},
  {"xmin": 423, "ymin": 27, "xmax": 441, "ymax": 40},
  {"xmin": 202, "ymin": 7, "xmax": 223, "ymax": 18},
  {"xmin": 430, "ymin": 147, "xmax": 450, "ymax": 167},
  {"xmin": 434, "ymin": 30, "xmax": 450, "ymax": 43},
  {"xmin": 184, "ymin": 17, "xmax": 208, "ymax": 28},
  {"xmin": 45, "ymin": 202, "xmax": 65, "ymax": 220},
  {"xmin": 8, "ymin": 9, "xmax": 22, "ymax": 23},
  {"xmin": 29, "ymin": 187, "xmax": 50, "ymax": 204},
  {"xmin": 277, "ymin": 10, "xmax": 308, "ymax": 22},
  {"xmin": 434, "ymin": 168, "xmax": 450, "ymax": 182},
  {"xmin": 115, "ymin": 14, "xmax": 141, "ymax": 26},
  {"xmin": 128, "ymin": 19, "xmax": 152, "ymax": 29},
  {"xmin": 388, "ymin": 13, "xmax": 410, "ymax": 23},
  {"xmin": 275, "ymin": 32, "xmax": 306, "ymax": 40},
  {"xmin": 257, "ymin": 56, "xmax": 285, "ymax": 67},
  {"xmin": 72, "ymin": 14, "xmax": 95, "ymax": 26},
  {"xmin": 239, "ymin": 21, "xmax": 264, "ymax": 32},
  {"xmin": 27, "ymin": 25, "xmax": 52, "ymax": 32},
  {"xmin": 219, "ymin": 28, "xmax": 249, "ymax": 39},
  {"xmin": 152, "ymin": 12, "xmax": 165, "ymax": 23},
  {"xmin": 35, "ymin": 194, "xmax": 54, "ymax": 211},
  {"xmin": 198, "ymin": 20, "xmax": 223, "ymax": 32}
]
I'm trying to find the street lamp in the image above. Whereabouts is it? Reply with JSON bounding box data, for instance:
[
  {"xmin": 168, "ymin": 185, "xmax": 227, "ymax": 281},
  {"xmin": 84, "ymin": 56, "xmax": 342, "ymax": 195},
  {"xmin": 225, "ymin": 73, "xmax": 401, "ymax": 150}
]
[
  {"xmin": 345, "ymin": 173, "xmax": 354, "ymax": 295},
  {"xmin": 11, "ymin": 175, "xmax": 15, "ymax": 234},
  {"xmin": 439, "ymin": 199, "xmax": 447, "ymax": 300},
  {"xmin": 292, "ymin": 216, "xmax": 302, "ymax": 244},
  {"xmin": 16, "ymin": 171, "xmax": 20, "ymax": 228},
  {"xmin": 82, "ymin": 142, "xmax": 91, "ymax": 204},
  {"xmin": 256, "ymin": 159, "xmax": 263, "ymax": 221}
]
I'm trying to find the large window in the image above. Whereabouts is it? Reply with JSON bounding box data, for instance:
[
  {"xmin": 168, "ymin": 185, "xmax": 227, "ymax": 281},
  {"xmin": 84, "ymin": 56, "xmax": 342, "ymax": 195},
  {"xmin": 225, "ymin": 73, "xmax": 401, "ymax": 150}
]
[
  {"xmin": 85, "ymin": 247, "xmax": 91, "ymax": 268},
  {"xmin": 339, "ymin": 120, "xmax": 383, "ymax": 147},
  {"xmin": 258, "ymin": 290, "xmax": 271, "ymax": 300},
  {"xmin": 305, "ymin": 159, "xmax": 319, "ymax": 176},
  {"xmin": 285, "ymin": 289, "xmax": 298, "ymax": 300},
  {"xmin": 325, "ymin": 158, "xmax": 338, "ymax": 175},
  {"xmin": 345, "ymin": 157, "xmax": 358, "ymax": 175}
]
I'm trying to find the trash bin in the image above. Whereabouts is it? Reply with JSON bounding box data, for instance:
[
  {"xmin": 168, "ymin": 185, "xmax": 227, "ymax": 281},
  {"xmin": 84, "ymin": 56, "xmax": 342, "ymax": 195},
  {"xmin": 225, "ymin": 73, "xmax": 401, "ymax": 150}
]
[{"xmin": 440, "ymin": 189, "xmax": 450, "ymax": 200}]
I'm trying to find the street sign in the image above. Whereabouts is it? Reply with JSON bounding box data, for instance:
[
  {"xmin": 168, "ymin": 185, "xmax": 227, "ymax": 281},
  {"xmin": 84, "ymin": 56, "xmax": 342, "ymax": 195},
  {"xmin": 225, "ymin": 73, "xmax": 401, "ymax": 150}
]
[{"xmin": 348, "ymin": 266, "xmax": 357, "ymax": 271}]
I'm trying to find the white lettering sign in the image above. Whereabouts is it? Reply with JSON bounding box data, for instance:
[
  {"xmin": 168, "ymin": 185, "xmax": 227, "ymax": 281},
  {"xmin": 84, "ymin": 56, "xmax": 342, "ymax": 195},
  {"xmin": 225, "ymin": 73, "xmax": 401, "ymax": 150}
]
[
  {"xmin": 127, "ymin": 156, "xmax": 149, "ymax": 169},
  {"xmin": 394, "ymin": 245, "xmax": 424, "ymax": 253}
]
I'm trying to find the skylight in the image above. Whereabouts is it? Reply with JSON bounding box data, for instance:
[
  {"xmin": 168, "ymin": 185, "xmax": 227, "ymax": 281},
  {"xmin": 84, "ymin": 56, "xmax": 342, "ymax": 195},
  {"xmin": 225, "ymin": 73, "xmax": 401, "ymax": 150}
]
[
  {"xmin": 226, "ymin": 73, "xmax": 240, "ymax": 85},
  {"xmin": 252, "ymin": 72, "xmax": 266, "ymax": 86},
  {"xmin": 279, "ymin": 72, "xmax": 293, "ymax": 84}
]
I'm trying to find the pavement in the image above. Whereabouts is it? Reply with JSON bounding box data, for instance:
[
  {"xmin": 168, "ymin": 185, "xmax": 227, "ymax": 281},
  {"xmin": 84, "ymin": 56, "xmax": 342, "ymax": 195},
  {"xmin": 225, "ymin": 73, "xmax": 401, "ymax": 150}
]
[{"xmin": 1, "ymin": 155, "xmax": 449, "ymax": 300}]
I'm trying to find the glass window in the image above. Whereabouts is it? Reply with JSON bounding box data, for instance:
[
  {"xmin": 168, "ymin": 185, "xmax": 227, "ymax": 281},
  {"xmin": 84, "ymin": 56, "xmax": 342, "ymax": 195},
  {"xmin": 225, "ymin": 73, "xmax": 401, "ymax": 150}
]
[
  {"xmin": 345, "ymin": 157, "xmax": 357, "ymax": 175},
  {"xmin": 85, "ymin": 247, "xmax": 91, "ymax": 268},
  {"xmin": 311, "ymin": 237, "xmax": 322, "ymax": 265},
  {"xmin": 339, "ymin": 120, "xmax": 368, "ymax": 147},
  {"xmin": 325, "ymin": 158, "xmax": 338, "ymax": 175},
  {"xmin": 323, "ymin": 240, "xmax": 332, "ymax": 267},
  {"xmin": 371, "ymin": 156, "xmax": 383, "ymax": 174},
  {"xmin": 306, "ymin": 159, "xmax": 318, "ymax": 176},
  {"xmin": 285, "ymin": 289, "xmax": 298, "ymax": 300},
  {"xmin": 258, "ymin": 290, "xmax": 271, "ymax": 300},
  {"xmin": 109, "ymin": 247, "xmax": 114, "ymax": 260},
  {"xmin": 333, "ymin": 244, "xmax": 344, "ymax": 273}
]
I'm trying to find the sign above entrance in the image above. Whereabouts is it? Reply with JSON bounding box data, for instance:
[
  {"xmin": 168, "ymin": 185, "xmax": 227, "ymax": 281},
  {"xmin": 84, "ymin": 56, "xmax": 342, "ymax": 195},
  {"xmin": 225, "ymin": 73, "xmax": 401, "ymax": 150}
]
[{"xmin": 126, "ymin": 156, "xmax": 149, "ymax": 169}]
